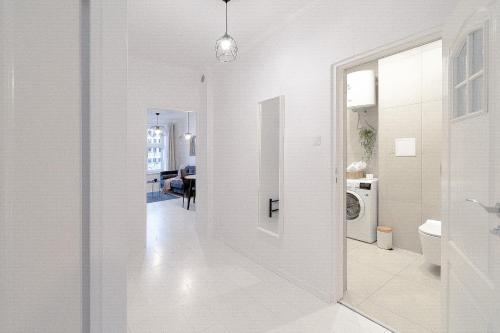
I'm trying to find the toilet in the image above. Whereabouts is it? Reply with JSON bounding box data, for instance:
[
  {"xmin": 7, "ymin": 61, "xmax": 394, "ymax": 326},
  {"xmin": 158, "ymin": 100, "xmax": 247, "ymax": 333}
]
[{"xmin": 419, "ymin": 219, "xmax": 441, "ymax": 266}]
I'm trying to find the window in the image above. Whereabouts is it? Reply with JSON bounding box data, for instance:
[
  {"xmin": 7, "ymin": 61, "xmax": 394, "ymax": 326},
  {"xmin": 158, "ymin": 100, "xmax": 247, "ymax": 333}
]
[
  {"xmin": 147, "ymin": 129, "xmax": 166, "ymax": 172},
  {"xmin": 452, "ymin": 27, "xmax": 486, "ymax": 119}
]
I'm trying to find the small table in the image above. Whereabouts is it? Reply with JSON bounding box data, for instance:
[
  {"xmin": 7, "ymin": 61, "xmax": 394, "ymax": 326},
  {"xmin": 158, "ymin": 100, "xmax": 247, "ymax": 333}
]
[
  {"xmin": 185, "ymin": 175, "xmax": 196, "ymax": 210},
  {"xmin": 146, "ymin": 179, "xmax": 160, "ymax": 200}
]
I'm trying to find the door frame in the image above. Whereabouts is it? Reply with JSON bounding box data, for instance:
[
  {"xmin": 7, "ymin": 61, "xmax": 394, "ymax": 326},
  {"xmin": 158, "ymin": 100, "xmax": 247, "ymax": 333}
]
[
  {"xmin": 88, "ymin": 0, "xmax": 128, "ymax": 331},
  {"xmin": 331, "ymin": 28, "xmax": 443, "ymax": 304}
]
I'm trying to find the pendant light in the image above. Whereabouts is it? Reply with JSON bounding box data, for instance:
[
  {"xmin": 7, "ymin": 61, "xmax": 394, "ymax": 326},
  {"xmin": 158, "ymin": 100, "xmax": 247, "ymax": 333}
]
[
  {"xmin": 184, "ymin": 112, "xmax": 193, "ymax": 140},
  {"xmin": 148, "ymin": 112, "xmax": 166, "ymax": 137},
  {"xmin": 215, "ymin": 0, "xmax": 238, "ymax": 63}
]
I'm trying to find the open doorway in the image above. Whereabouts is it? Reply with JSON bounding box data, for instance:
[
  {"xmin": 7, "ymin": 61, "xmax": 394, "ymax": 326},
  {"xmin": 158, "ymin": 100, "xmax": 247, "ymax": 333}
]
[
  {"xmin": 145, "ymin": 109, "xmax": 197, "ymax": 210},
  {"xmin": 335, "ymin": 37, "xmax": 443, "ymax": 332},
  {"xmin": 144, "ymin": 108, "xmax": 199, "ymax": 250}
]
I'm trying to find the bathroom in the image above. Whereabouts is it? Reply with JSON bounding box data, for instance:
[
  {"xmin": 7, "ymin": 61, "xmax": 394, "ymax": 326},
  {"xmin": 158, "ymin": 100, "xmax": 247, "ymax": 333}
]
[{"xmin": 341, "ymin": 40, "xmax": 443, "ymax": 333}]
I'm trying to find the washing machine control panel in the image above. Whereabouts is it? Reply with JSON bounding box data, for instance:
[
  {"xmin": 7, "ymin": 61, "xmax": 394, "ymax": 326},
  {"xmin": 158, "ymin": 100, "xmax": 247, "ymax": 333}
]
[{"xmin": 359, "ymin": 183, "xmax": 372, "ymax": 190}]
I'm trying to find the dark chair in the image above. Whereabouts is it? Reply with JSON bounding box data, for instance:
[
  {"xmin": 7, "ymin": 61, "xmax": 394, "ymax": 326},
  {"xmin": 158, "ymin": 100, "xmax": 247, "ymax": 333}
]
[
  {"xmin": 184, "ymin": 167, "xmax": 196, "ymax": 205},
  {"xmin": 172, "ymin": 165, "xmax": 196, "ymax": 197},
  {"xmin": 182, "ymin": 177, "xmax": 196, "ymax": 209}
]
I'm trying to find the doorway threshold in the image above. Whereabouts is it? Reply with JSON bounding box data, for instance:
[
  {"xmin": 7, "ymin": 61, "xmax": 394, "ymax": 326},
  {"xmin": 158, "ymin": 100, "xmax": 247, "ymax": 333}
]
[{"xmin": 339, "ymin": 301, "xmax": 396, "ymax": 333}]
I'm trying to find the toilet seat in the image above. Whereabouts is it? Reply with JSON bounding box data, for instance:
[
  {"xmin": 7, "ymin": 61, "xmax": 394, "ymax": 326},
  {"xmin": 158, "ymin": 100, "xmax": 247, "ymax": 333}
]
[
  {"xmin": 419, "ymin": 219, "xmax": 441, "ymax": 266},
  {"xmin": 419, "ymin": 219, "xmax": 441, "ymax": 237}
]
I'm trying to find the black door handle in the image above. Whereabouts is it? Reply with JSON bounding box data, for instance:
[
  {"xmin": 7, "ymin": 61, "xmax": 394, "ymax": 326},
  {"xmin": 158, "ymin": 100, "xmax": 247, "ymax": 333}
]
[{"xmin": 269, "ymin": 198, "xmax": 279, "ymax": 218}]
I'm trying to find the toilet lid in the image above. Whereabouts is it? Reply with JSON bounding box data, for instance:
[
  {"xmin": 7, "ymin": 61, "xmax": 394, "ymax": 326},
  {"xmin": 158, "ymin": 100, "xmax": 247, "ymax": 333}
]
[{"xmin": 419, "ymin": 219, "xmax": 441, "ymax": 237}]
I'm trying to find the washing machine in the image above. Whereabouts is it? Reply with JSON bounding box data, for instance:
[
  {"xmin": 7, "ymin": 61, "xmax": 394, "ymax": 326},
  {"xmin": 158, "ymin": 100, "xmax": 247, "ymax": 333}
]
[{"xmin": 346, "ymin": 178, "xmax": 378, "ymax": 243}]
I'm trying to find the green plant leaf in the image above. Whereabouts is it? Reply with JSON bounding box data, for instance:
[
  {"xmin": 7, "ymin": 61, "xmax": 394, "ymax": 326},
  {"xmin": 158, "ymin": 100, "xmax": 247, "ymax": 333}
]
[{"xmin": 358, "ymin": 127, "xmax": 376, "ymax": 162}]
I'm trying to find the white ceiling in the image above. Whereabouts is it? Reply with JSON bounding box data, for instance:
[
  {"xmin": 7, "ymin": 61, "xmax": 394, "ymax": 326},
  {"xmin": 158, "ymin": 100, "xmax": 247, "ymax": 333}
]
[{"xmin": 128, "ymin": 0, "xmax": 309, "ymax": 69}]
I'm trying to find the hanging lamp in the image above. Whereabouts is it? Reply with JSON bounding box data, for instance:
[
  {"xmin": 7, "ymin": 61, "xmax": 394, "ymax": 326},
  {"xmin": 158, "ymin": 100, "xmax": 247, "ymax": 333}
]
[
  {"xmin": 184, "ymin": 112, "xmax": 193, "ymax": 140},
  {"xmin": 148, "ymin": 112, "xmax": 166, "ymax": 137},
  {"xmin": 215, "ymin": 0, "xmax": 238, "ymax": 62}
]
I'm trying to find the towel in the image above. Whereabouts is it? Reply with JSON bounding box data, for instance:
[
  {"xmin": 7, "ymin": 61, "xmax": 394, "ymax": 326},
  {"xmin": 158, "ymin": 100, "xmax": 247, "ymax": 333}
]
[{"xmin": 347, "ymin": 161, "xmax": 367, "ymax": 172}]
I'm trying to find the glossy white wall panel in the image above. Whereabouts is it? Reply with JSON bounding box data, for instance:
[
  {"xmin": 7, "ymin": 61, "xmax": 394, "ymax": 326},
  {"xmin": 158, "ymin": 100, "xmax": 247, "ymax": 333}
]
[{"xmin": 0, "ymin": 0, "xmax": 82, "ymax": 331}]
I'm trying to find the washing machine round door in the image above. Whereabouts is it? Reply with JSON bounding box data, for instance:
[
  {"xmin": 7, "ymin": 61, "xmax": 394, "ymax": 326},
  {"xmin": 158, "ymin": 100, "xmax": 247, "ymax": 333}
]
[{"xmin": 346, "ymin": 191, "xmax": 365, "ymax": 222}]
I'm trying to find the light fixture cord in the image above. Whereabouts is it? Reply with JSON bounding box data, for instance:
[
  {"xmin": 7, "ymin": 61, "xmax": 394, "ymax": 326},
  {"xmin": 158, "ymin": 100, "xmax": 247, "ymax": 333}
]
[{"xmin": 225, "ymin": 1, "xmax": 228, "ymax": 34}]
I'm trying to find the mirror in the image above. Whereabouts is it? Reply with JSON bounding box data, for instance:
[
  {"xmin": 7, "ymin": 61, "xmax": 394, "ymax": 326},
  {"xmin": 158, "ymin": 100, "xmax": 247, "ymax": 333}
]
[{"xmin": 258, "ymin": 96, "xmax": 284, "ymax": 237}]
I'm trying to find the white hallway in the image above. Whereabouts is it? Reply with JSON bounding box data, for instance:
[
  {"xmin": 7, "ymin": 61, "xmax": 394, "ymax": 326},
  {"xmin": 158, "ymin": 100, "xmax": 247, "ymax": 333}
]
[
  {"xmin": 3, "ymin": 0, "xmax": 497, "ymax": 332},
  {"xmin": 127, "ymin": 200, "xmax": 388, "ymax": 333}
]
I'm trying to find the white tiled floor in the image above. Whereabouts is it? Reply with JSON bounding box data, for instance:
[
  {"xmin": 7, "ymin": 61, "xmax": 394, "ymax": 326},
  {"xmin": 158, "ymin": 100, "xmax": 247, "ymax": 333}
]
[
  {"xmin": 343, "ymin": 239, "xmax": 441, "ymax": 333},
  {"xmin": 128, "ymin": 199, "xmax": 389, "ymax": 332}
]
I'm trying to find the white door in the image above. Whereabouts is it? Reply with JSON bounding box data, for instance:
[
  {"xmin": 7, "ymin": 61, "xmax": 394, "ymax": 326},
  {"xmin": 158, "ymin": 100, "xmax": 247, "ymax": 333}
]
[{"xmin": 443, "ymin": 0, "xmax": 500, "ymax": 332}]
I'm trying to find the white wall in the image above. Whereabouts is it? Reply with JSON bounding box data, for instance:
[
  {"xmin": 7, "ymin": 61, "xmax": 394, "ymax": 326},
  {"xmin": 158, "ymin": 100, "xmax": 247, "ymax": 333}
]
[
  {"xmin": 0, "ymin": 1, "xmax": 82, "ymax": 331},
  {"xmin": 127, "ymin": 56, "xmax": 202, "ymax": 251},
  {"xmin": 210, "ymin": 0, "xmax": 459, "ymax": 301}
]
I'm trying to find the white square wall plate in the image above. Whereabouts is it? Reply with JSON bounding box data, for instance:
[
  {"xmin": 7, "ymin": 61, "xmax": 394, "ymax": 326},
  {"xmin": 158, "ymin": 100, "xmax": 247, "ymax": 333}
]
[{"xmin": 395, "ymin": 138, "xmax": 416, "ymax": 156}]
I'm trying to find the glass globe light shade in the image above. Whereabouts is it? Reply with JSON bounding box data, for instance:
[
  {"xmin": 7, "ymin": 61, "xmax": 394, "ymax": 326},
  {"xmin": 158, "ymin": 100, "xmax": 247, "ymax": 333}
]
[
  {"xmin": 184, "ymin": 133, "xmax": 193, "ymax": 140},
  {"xmin": 148, "ymin": 125, "xmax": 165, "ymax": 137},
  {"xmin": 216, "ymin": 33, "xmax": 238, "ymax": 63}
]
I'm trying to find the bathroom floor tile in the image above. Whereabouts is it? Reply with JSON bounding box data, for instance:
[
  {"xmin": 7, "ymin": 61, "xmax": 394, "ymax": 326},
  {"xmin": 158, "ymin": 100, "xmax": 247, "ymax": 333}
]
[
  {"xmin": 341, "ymin": 289, "xmax": 368, "ymax": 307},
  {"xmin": 397, "ymin": 256, "xmax": 441, "ymax": 290},
  {"xmin": 344, "ymin": 239, "xmax": 441, "ymax": 333},
  {"xmin": 346, "ymin": 259, "xmax": 394, "ymax": 303},
  {"xmin": 348, "ymin": 242, "xmax": 420, "ymax": 275},
  {"xmin": 367, "ymin": 277, "xmax": 441, "ymax": 332},
  {"xmin": 347, "ymin": 238, "xmax": 364, "ymax": 253}
]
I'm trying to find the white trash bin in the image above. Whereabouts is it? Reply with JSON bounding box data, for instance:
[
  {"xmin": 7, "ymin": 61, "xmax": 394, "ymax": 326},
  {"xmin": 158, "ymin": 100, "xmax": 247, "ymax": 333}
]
[{"xmin": 377, "ymin": 226, "xmax": 393, "ymax": 250}]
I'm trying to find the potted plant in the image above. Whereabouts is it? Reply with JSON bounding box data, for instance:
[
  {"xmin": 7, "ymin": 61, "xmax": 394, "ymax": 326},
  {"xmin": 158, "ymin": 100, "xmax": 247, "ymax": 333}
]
[{"xmin": 358, "ymin": 127, "xmax": 376, "ymax": 162}]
